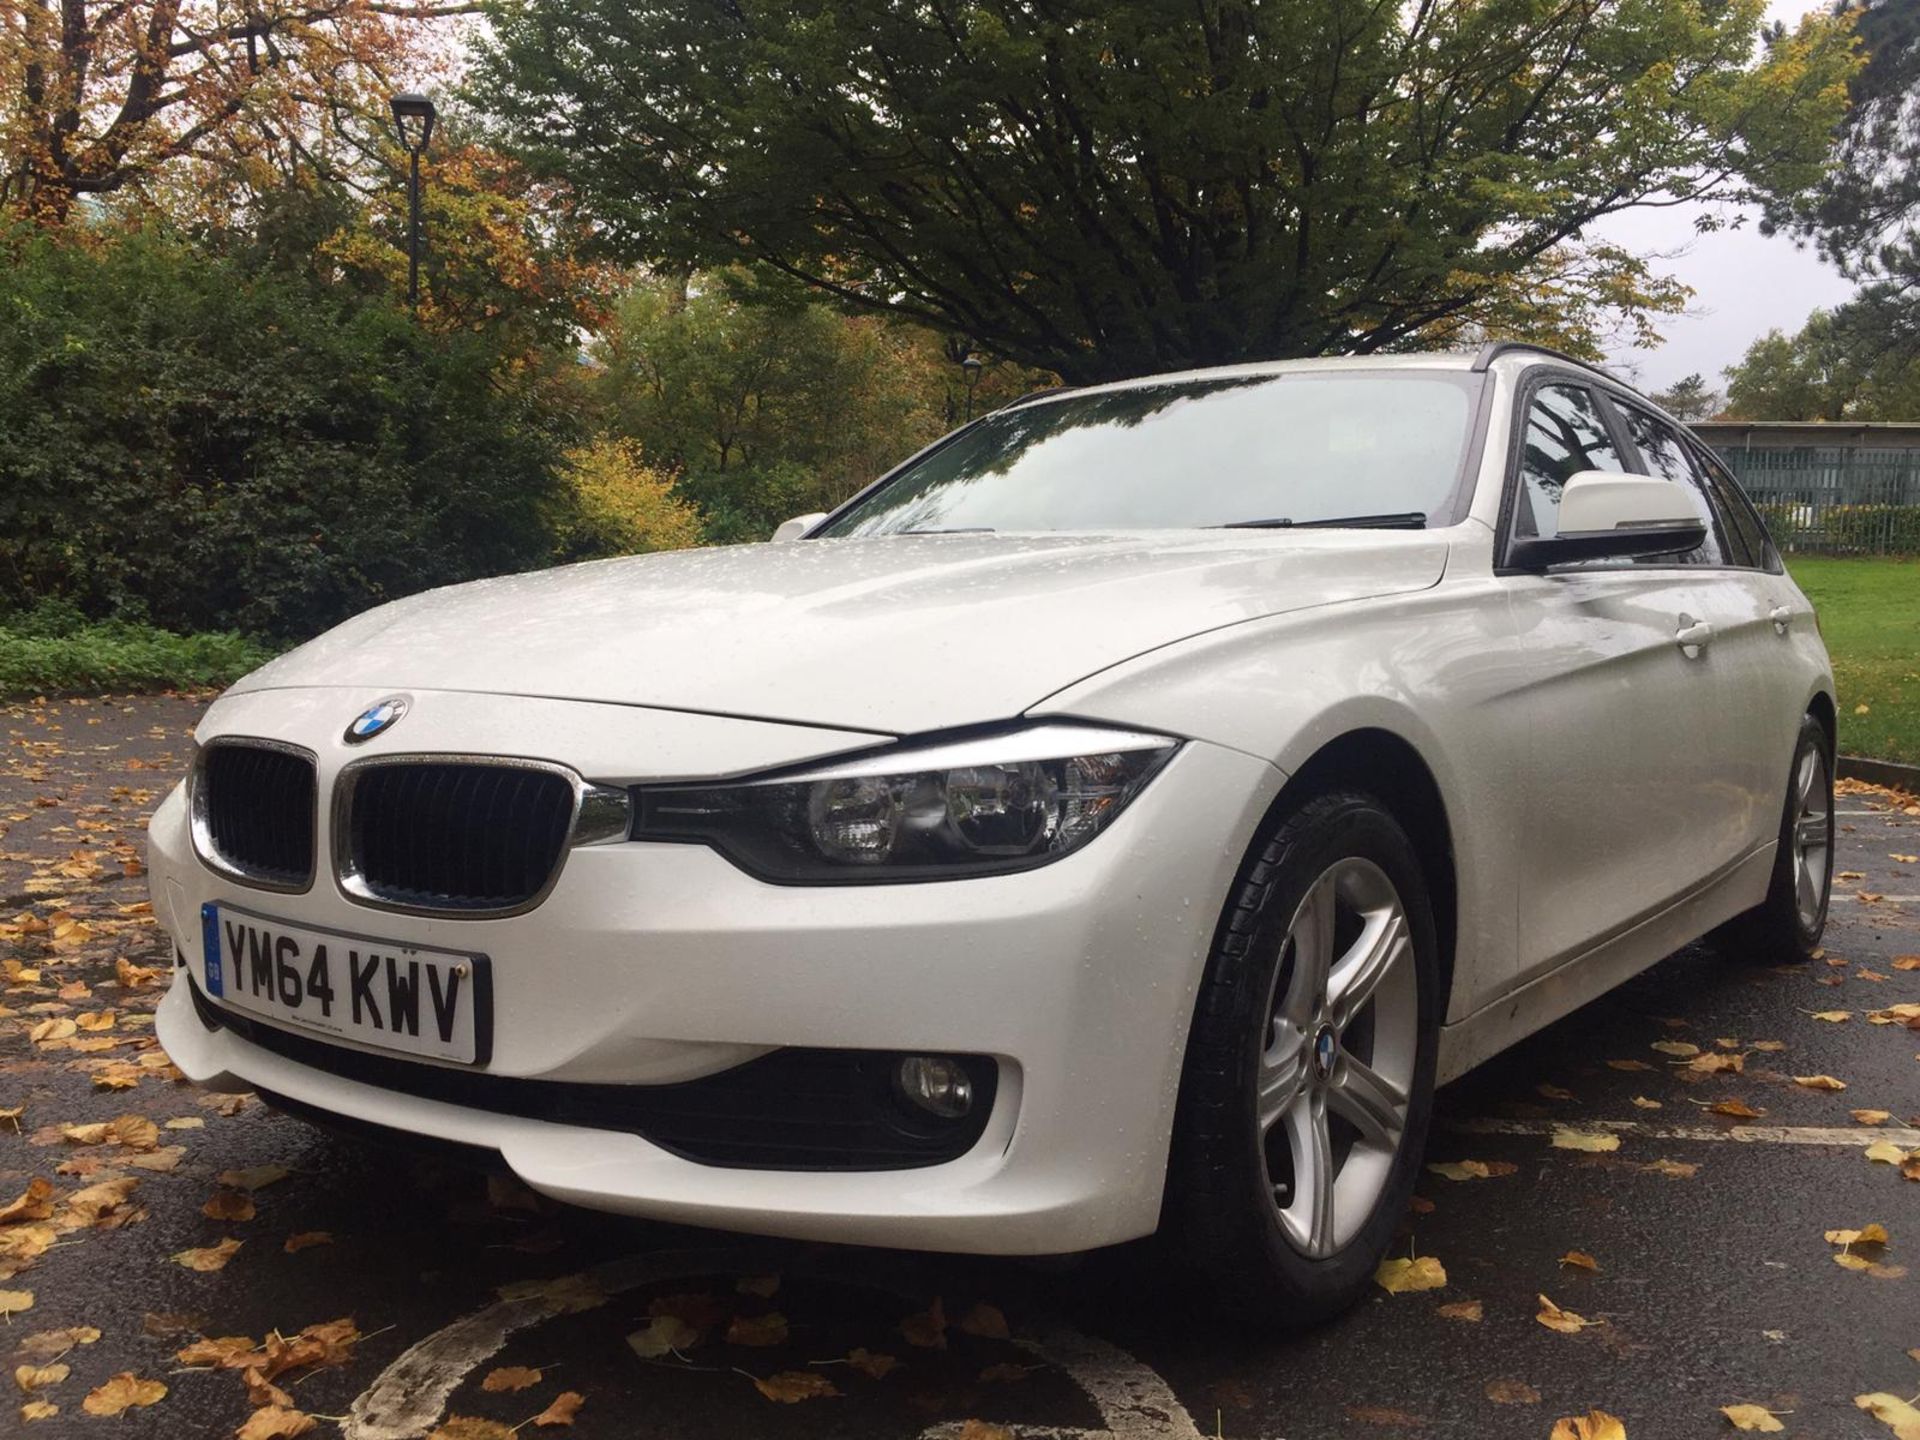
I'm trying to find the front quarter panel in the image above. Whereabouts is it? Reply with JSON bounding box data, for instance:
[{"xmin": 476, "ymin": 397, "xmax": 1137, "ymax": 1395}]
[{"xmin": 1032, "ymin": 526, "xmax": 1527, "ymax": 1020}]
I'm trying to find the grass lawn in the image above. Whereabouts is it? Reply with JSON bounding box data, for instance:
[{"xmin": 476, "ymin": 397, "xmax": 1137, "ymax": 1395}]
[{"xmin": 1788, "ymin": 555, "xmax": 1920, "ymax": 765}]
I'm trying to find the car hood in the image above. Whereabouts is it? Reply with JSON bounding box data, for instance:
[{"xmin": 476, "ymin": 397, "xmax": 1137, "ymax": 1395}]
[{"xmin": 233, "ymin": 531, "xmax": 1450, "ymax": 734}]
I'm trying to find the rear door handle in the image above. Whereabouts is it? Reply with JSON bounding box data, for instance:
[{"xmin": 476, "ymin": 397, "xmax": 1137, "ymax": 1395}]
[
  {"xmin": 1675, "ymin": 619, "xmax": 1714, "ymax": 655},
  {"xmin": 1770, "ymin": 605, "xmax": 1792, "ymax": 635}
]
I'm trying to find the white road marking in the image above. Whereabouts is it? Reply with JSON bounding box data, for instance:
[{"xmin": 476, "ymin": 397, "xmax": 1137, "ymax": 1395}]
[
  {"xmin": 346, "ymin": 1245, "xmax": 1201, "ymax": 1440},
  {"xmin": 1449, "ymin": 1116, "xmax": 1920, "ymax": 1148}
]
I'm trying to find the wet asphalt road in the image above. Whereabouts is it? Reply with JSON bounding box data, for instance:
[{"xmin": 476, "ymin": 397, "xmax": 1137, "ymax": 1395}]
[{"xmin": 2, "ymin": 693, "xmax": 1916, "ymax": 1440}]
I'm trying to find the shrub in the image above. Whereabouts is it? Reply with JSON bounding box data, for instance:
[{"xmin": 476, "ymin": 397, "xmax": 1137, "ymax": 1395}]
[
  {"xmin": 0, "ymin": 605, "xmax": 273, "ymax": 697},
  {"xmin": 1821, "ymin": 503, "xmax": 1920, "ymax": 555},
  {"xmin": 0, "ymin": 222, "xmax": 572, "ymax": 641},
  {"xmin": 547, "ymin": 438, "xmax": 705, "ymax": 560},
  {"xmin": 1752, "ymin": 502, "xmax": 1920, "ymax": 555}
]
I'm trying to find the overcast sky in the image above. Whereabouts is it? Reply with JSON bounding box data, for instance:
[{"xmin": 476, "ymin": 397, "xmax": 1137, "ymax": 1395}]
[{"xmin": 1593, "ymin": 0, "xmax": 1858, "ymax": 393}]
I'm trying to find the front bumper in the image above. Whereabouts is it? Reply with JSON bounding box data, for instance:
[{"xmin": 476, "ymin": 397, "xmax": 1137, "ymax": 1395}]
[{"xmin": 151, "ymin": 687, "xmax": 1283, "ymax": 1253}]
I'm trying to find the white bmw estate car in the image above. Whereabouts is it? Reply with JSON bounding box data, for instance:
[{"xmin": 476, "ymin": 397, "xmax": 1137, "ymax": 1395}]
[{"xmin": 149, "ymin": 342, "xmax": 1834, "ymax": 1322}]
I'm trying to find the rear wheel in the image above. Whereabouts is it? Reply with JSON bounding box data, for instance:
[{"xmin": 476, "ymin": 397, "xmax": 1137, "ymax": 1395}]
[
  {"xmin": 1168, "ymin": 791, "xmax": 1438, "ymax": 1326},
  {"xmin": 1714, "ymin": 712, "xmax": 1833, "ymax": 964}
]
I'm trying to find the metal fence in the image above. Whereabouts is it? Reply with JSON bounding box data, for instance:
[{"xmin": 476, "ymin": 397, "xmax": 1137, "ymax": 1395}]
[{"xmin": 1714, "ymin": 447, "xmax": 1920, "ymax": 556}]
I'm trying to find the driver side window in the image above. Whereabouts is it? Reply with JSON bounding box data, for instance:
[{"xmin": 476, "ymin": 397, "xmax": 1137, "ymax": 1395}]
[{"xmin": 1515, "ymin": 384, "xmax": 1625, "ymax": 541}]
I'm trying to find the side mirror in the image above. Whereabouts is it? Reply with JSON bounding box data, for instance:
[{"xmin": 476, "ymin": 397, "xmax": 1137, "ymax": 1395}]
[
  {"xmin": 770, "ymin": 512, "xmax": 827, "ymax": 543},
  {"xmin": 1509, "ymin": 471, "xmax": 1706, "ymax": 570}
]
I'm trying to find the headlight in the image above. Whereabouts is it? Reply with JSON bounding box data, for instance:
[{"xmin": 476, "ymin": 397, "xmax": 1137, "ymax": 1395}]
[{"xmin": 631, "ymin": 724, "xmax": 1179, "ymax": 882}]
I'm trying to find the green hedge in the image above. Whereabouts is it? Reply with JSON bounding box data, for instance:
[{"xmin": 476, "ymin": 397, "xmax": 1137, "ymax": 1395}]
[
  {"xmin": 0, "ymin": 219, "xmax": 572, "ymax": 642},
  {"xmin": 1755, "ymin": 502, "xmax": 1920, "ymax": 555}
]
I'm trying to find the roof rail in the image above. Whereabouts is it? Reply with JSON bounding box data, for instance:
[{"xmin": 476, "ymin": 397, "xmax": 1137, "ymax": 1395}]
[
  {"xmin": 999, "ymin": 384, "xmax": 1078, "ymax": 410},
  {"xmin": 1469, "ymin": 340, "xmax": 1607, "ymax": 374}
]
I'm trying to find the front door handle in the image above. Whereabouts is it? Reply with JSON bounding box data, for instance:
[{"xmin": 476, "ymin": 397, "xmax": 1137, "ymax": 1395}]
[
  {"xmin": 1675, "ymin": 618, "xmax": 1714, "ymax": 656},
  {"xmin": 1770, "ymin": 605, "xmax": 1792, "ymax": 635}
]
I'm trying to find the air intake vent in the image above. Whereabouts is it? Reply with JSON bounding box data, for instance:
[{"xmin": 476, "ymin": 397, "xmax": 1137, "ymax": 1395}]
[
  {"xmin": 341, "ymin": 761, "xmax": 576, "ymax": 914},
  {"xmin": 192, "ymin": 741, "xmax": 317, "ymax": 890}
]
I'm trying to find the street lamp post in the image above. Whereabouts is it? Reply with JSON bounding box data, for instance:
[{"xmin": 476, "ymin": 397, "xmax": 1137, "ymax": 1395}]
[
  {"xmin": 390, "ymin": 92, "xmax": 437, "ymax": 314},
  {"xmin": 960, "ymin": 353, "xmax": 984, "ymax": 422}
]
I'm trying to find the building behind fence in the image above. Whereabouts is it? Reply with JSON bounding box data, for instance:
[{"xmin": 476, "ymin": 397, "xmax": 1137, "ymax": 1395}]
[{"xmin": 1696, "ymin": 420, "xmax": 1920, "ymax": 557}]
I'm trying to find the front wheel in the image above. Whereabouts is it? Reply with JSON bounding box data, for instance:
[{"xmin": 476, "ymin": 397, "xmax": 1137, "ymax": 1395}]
[
  {"xmin": 1167, "ymin": 791, "xmax": 1439, "ymax": 1327},
  {"xmin": 1713, "ymin": 712, "xmax": 1834, "ymax": 965}
]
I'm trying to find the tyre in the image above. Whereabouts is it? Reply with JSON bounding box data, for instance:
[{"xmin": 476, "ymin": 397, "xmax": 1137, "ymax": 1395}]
[
  {"xmin": 1712, "ymin": 712, "xmax": 1834, "ymax": 965},
  {"xmin": 1167, "ymin": 790, "xmax": 1439, "ymax": 1327}
]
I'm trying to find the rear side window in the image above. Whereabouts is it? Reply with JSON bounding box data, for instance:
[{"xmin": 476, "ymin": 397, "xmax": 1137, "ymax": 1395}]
[
  {"xmin": 1617, "ymin": 405, "xmax": 1727, "ymax": 567},
  {"xmin": 1691, "ymin": 446, "xmax": 1777, "ymax": 569},
  {"xmin": 1514, "ymin": 384, "xmax": 1625, "ymax": 541}
]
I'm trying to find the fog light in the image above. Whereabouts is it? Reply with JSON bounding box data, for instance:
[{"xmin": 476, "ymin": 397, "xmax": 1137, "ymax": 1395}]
[{"xmin": 896, "ymin": 1055, "xmax": 973, "ymax": 1119}]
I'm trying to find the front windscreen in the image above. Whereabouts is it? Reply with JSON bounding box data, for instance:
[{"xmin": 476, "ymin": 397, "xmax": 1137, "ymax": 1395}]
[{"xmin": 818, "ymin": 371, "xmax": 1480, "ymax": 536}]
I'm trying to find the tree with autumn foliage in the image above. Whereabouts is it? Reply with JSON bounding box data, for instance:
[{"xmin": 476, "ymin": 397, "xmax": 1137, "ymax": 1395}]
[{"xmin": 0, "ymin": 0, "xmax": 483, "ymax": 223}]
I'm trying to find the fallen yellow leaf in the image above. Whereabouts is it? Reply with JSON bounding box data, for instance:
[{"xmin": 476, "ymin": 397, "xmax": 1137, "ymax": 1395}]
[
  {"xmin": 1856, "ymin": 1391, "xmax": 1920, "ymax": 1439},
  {"xmin": 726, "ymin": 1311, "xmax": 789, "ymax": 1347},
  {"xmin": 1827, "ymin": 1223, "xmax": 1891, "ymax": 1246},
  {"xmin": 1709, "ymin": 1099, "xmax": 1766, "ymax": 1119},
  {"xmin": 1549, "ymin": 1409, "xmax": 1626, "ymax": 1440},
  {"xmin": 20, "ymin": 1399, "xmax": 56, "ymax": 1421},
  {"xmin": 1804, "ymin": 1010, "xmax": 1852, "ymax": 1023},
  {"xmin": 13, "ymin": 1361, "xmax": 68, "ymax": 1392},
  {"xmin": 1551, "ymin": 1127, "xmax": 1620, "ymax": 1153},
  {"xmin": 1559, "ymin": 1250, "xmax": 1601, "ymax": 1272},
  {"xmin": 1652, "ymin": 1040, "xmax": 1700, "ymax": 1057},
  {"xmin": 171, "ymin": 1238, "xmax": 243, "ymax": 1272},
  {"xmin": 81, "ymin": 1372, "xmax": 166, "ymax": 1416},
  {"xmin": 1866, "ymin": 1140, "xmax": 1909, "ymax": 1166},
  {"xmin": 237, "ymin": 1406, "xmax": 318, "ymax": 1440},
  {"xmin": 1685, "ymin": 1052, "xmax": 1745, "ymax": 1075},
  {"xmin": 1720, "ymin": 1403, "xmax": 1785, "ymax": 1432},
  {"xmin": 959, "ymin": 1302, "xmax": 1010, "ymax": 1339},
  {"xmin": 752, "ymin": 1370, "xmax": 839, "ymax": 1403},
  {"xmin": 1535, "ymin": 1294, "xmax": 1599, "ymax": 1334},
  {"xmin": 215, "ymin": 1164, "xmax": 290, "ymax": 1191},
  {"xmin": 1854, "ymin": 1110, "xmax": 1894, "ymax": 1126},
  {"xmin": 427, "ymin": 1419, "xmax": 514, "ymax": 1440},
  {"xmin": 847, "ymin": 1347, "xmax": 899, "ymax": 1378},
  {"xmin": 202, "ymin": 1190, "xmax": 256, "ymax": 1222},
  {"xmin": 901, "ymin": 1297, "xmax": 948, "ymax": 1349},
  {"xmin": 480, "ymin": 1365, "xmax": 542, "ymax": 1392},
  {"xmin": 1436, "ymin": 1299, "xmax": 1483, "ymax": 1322},
  {"xmin": 0, "ymin": 1289, "xmax": 34, "ymax": 1316},
  {"xmin": 1630, "ymin": 1096, "xmax": 1662, "ymax": 1110},
  {"xmin": 0, "ymin": 1177, "xmax": 54, "ymax": 1224},
  {"xmin": 1793, "ymin": 1074, "xmax": 1848, "ymax": 1091},
  {"xmin": 1427, "ymin": 1160, "xmax": 1517, "ymax": 1180},
  {"xmin": 533, "ymin": 1391, "xmax": 585, "ymax": 1427},
  {"xmin": 1374, "ymin": 1255, "xmax": 1447, "ymax": 1294},
  {"xmin": 626, "ymin": 1314, "xmax": 698, "ymax": 1359}
]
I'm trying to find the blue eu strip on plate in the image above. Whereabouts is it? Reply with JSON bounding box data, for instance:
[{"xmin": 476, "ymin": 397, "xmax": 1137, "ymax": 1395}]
[{"xmin": 200, "ymin": 901, "xmax": 223, "ymax": 997}]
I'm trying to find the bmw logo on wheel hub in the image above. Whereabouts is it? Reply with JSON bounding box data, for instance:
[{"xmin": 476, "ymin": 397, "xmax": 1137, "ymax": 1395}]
[
  {"xmin": 345, "ymin": 696, "xmax": 409, "ymax": 744},
  {"xmin": 1311, "ymin": 1024, "xmax": 1338, "ymax": 1082}
]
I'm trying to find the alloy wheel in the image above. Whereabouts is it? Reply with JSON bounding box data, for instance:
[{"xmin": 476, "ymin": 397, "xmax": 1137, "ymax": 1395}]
[
  {"xmin": 1791, "ymin": 744, "xmax": 1832, "ymax": 931},
  {"xmin": 1256, "ymin": 857, "xmax": 1419, "ymax": 1258}
]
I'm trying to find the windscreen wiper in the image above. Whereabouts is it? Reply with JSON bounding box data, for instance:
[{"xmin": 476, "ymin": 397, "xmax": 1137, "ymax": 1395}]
[
  {"xmin": 1216, "ymin": 512, "xmax": 1428, "ymax": 530},
  {"xmin": 899, "ymin": 526, "xmax": 997, "ymax": 535}
]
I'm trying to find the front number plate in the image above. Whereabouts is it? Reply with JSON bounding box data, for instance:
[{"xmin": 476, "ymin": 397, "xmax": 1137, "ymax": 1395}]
[{"xmin": 201, "ymin": 903, "xmax": 491, "ymax": 1065}]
